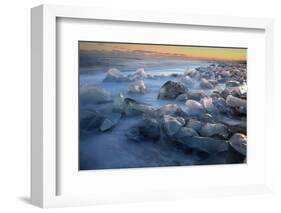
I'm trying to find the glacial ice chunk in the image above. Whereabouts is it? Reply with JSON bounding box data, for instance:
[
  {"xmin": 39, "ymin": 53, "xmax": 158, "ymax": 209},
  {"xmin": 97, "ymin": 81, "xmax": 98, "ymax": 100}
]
[{"xmin": 80, "ymin": 85, "xmax": 111, "ymax": 104}]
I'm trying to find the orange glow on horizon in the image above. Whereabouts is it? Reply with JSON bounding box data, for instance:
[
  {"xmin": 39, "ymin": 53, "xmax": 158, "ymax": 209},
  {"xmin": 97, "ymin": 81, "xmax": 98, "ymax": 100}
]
[{"xmin": 80, "ymin": 42, "xmax": 247, "ymax": 61}]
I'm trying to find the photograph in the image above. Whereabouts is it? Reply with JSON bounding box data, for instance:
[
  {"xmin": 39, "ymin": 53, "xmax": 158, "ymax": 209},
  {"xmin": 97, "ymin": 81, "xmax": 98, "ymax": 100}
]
[{"xmin": 79, "ymin": 41, "xmax": 247, "ymax": 170}]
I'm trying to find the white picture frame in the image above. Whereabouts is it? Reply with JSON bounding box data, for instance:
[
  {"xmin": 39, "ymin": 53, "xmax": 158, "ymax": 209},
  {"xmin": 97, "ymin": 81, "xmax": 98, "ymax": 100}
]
[{"xmin": 31, "ymin": 4, "xmax": 274, "ymax": 208}]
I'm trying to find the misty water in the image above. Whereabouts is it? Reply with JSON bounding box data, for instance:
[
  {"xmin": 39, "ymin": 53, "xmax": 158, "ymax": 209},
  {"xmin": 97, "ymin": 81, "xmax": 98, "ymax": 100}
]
[{"xmin": 79, "ymin": 58, "xmax": 230, "ymax": 170}]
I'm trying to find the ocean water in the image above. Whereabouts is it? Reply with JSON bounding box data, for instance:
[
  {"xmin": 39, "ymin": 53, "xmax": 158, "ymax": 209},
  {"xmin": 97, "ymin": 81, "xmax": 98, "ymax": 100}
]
[
  {"xmin": 80, "ymin": 59, "xmax": 213, "ymax": 107},
  {"xmin": 79, "ymin": 58, "xmax": 225, "ymax": 170}
]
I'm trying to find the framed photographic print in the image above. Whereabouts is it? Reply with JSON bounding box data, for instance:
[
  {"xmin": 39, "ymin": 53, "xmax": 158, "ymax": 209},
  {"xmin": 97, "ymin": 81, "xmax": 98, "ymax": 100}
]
[{"xmin": 31, "ymin": 4, "xmax": 274, "ymax": 208}]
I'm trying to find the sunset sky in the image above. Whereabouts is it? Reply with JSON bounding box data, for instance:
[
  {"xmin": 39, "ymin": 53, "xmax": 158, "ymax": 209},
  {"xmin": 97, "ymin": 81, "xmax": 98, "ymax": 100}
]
[{"xmin": 80, "ymin": 42, "xmax": 247, "ymax": 61}]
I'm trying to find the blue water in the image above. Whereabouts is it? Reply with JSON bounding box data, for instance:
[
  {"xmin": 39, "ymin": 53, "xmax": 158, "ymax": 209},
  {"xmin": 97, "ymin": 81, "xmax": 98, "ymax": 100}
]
[
  {"xmin": 80, "ymin": 59, "xmax": 212, "ymax": 106},
  {"xmin": 79, "ymin": 59, "xmax": 223, "ymax": 170}
]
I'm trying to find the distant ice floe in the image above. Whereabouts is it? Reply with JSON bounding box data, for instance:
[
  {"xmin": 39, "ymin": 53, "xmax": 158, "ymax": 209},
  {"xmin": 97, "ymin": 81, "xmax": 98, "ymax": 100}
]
[
  {"xmin": 134, "ymin": 68, "xmax": 147, "ymax": 78},
  {"xmin": 103, "ymin": 68, "xmax": 131, "ymax": 82},
  {"xmin": 103, "ymin": 67, "xmax": 176, "ymax": 83}
]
